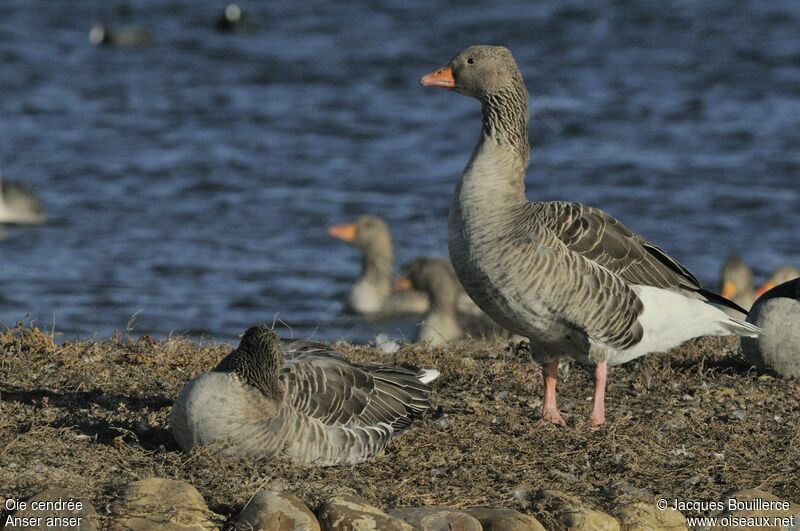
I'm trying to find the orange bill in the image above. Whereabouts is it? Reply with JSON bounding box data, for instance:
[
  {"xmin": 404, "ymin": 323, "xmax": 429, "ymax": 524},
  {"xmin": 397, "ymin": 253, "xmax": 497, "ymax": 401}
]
[
  {"xmin": 754, "ymin": 281, "xmax": 775, "ymax": 298},
  {"xmin": 327, "ymin": 223, "xmax": 357, "ymax": 242},
  {"xmin": 721, "ymin": 280, "xmax": 737, "ymax": 300},
  {"xmin": 419, "ymin": 66, "xmax": 455, "ymax": 88},
  {"xmin": 392, "ymin": 276, "xmax": 413, "ymax": 291}
]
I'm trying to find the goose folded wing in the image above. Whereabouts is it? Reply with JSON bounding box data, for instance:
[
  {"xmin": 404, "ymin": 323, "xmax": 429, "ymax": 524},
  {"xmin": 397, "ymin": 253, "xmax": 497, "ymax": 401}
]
[
  {"xmin": 281, "ymin": 354, "xmax": 432, "ymax": 433},
  {"xmin": 533, "ymin": 201, "xmax": 701, "ymax": 290}
]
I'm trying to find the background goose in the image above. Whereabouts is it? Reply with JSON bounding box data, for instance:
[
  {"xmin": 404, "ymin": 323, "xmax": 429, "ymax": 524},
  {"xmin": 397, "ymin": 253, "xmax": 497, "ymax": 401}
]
[
  {"xmin": 395, "ymin": 257, "xmax": 513, "ymax": 346},
  {"xmin": 328, "ymin": 214, "xmax": 429, "ymax": 316},
  {"xmin": 0, "ymin": 175, "xmax": 46, "ymax": 225},
  {"xmin": 171, "ymin": 325, "xmax": 438, "ymax": 465},
  {"xmin": 89, "ymin": 23, "xmax": 153, "ymax": 47},
  {"xmin": 755, "ymin": 265, "xmax": 800, "ymax": 298},
  {"xmin": 741, "ymin": 279, "xmax": 800, "ymax": 379},
  {"xmin": 215, "ymin": 4, "xmax": 255, "ymax": 33},
  {"xmin": 420, "ymin": 45, "xmax": 760, "ymax": 429},
  {"xmin": 719, "ymin": 255, "xmax": 755, "ymax": 316}
]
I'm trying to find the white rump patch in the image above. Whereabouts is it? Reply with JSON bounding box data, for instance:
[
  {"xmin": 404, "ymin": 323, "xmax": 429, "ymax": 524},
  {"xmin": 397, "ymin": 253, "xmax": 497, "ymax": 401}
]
[{"xmin": 608, "ymin": 286, "xmax": 761, "ymax": 365}]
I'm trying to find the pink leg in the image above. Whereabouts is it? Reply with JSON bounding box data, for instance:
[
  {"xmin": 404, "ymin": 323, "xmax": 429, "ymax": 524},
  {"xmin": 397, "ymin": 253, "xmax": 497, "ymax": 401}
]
[
  {"xmin": 590, "ymin": 362, "xmax": 607, "ymax": 430},
  {"xmin": 540, "ymin": 360, "xmax": 566, "ymax": 426}
]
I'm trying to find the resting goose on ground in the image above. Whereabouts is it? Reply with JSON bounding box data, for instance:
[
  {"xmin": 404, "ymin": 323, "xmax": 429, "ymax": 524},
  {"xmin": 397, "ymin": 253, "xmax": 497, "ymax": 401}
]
[
  {"xmin": 328, "ymin": 214, "xmax": 430, "ymax": 315},
  {"xmin": 741, "ymin": 279, "xmax": 800, "ymax": 378},
  {"xmin": 171, "ymin": 325, "xmax": 438, "ymax": 465},
  {"xmin": 420, "ymin": 45, "xmax": 760, "ymax": 429},
  {"xmin": 755, "ymin": 265, "xmax": 800, "ymax": 298},
  {"xmin": 395, "ymin": 257, "xmax": 514, "ymax": 346},
  {"xmin": 719, "ymin": 255, "xmax": 755, "ymax": 316},
  {"xmin": 0, "ymin": 175, "xmax": 46, "ymax": 225}
]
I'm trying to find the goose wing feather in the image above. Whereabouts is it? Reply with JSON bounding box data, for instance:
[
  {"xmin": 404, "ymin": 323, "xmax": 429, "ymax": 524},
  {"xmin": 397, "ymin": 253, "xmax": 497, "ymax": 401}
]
[
  {"xmin": 281, "ymin": 350, "xmax": 432, "ymax": 433},
  {"xmin": 498, "ymin": 201, "xmax": 706, "ymax": 349},
  {"xmin": 534, "ymin": 201, "xmax": 700, "ymax": 290}
]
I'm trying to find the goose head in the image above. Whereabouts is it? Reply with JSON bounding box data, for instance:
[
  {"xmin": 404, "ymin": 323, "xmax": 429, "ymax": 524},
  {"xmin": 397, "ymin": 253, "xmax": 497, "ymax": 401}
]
[
  {"xmin": 397, "ymin": 258, "xmax": 461, "ymax": 309},
  {"xmin": 756, "ymin": 266, "xmax": 800, "ymax": 298},
  {"xmin": 420, "ymin": 45, "xmax": 525, "ymax": 101},
  {"xmin": 215, "ymin": 325, "xmax": 285, "ymax": 400},
  {"xmin": 720, "ymin": 255, "xmax": 754, "ymax": 301},
  {"xmin": 328, "ymin": 214, "xmax": 392, "ymax": 259}
]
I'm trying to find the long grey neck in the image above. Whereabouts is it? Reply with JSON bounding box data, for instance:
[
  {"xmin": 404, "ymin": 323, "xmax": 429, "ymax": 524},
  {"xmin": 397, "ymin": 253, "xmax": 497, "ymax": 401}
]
[
  {"xmin": 360, "ymin": 246, "xmax": 393, "ymax": 286},
  {"xmin": 457, "ymin": 84, "xmax": 530, "ymax": 208},
  {"xmin": 425, "ymin": 275, "xmax": 460, "ymax": 315},
  {"xmin": 481, "ymin": 85, "xmax": 530, "ymax": 166}
]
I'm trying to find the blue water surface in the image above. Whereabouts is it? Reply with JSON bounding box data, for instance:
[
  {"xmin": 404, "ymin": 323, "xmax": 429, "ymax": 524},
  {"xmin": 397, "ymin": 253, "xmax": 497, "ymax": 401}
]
[{"xmin": 0, "ymin": 0, "xmax": 798, "ymax": 343}]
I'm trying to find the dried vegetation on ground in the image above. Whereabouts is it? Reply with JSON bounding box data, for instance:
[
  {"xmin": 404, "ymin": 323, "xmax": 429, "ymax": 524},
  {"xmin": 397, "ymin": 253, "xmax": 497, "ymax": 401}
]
[{"xmin": 1, "ymin": 325, "xmax": 798, "ymax": 527}]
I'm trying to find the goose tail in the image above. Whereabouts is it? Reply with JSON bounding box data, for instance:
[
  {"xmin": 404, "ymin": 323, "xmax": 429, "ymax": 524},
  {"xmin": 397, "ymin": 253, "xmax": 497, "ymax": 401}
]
[{"xmin": 723, "ymin": 317, "xmax": 761, "ymax": 338}]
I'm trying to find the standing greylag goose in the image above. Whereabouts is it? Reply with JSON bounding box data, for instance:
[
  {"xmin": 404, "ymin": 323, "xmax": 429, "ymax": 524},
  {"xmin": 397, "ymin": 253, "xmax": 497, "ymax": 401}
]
[
  {"xmin": 328, "ymin": 214, "xmax": 430, "ymax": 316},
  {"xmin": 719, "ymin": 255, "xmax": 755, "ymax": 316},
  {"xmin": 395, "ymin": 257, "xmax": 513, "ymax": 346},
  {"xmin": 420, "ymin": 45, "xmax": 760, "ymax": 429},
  {"xmin": 0, "ymin": 174, "xmax": 46, "ymax": 225},
  {"xmin": 755, "ymin": 265, "xmax": 800, "ymax": 298},
  {"xmin": 171, "ymin": 325, "xmax": 438, "ymax": 465},
  {"xmin": 741, "ymin": 278, "xmax": 800, "ymax": 378}
]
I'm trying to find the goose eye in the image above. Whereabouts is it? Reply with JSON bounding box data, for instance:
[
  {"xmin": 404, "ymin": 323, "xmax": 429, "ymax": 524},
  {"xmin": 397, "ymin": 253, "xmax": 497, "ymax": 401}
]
[{"xmin": 467, "ymin": 57, "xmax": 475, "ymax": 64}]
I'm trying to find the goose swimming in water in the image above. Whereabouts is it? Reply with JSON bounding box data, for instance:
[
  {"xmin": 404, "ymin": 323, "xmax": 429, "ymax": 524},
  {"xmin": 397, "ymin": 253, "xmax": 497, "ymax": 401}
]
[
  {"xmin": 328, "ymin": 214, "xmax": 430, "ymax": 316},
  {"xmin": 171, "ymin": 325, "xmax": 439, "ymax": 465},
  {"xmin": 0, "ymin": 174, "xmax": 46, "ymax": 225},
  {"xmin": 755, "ymin": 265, "xmax": 800, "ymax": 298},
  {"xmin": 420, "ymin": 45, "xmax": 760, "ymax": 429},
  {"xmin": 395, "ymin": 257, "xmax": 514, "ymax": 346},
  {"xmin": 89, "ymin": 23, "xmax": 153, "ymax": 47},
  {"xmin": 719, "ymin": 255, "xmax": 755, "ymax": 317}
]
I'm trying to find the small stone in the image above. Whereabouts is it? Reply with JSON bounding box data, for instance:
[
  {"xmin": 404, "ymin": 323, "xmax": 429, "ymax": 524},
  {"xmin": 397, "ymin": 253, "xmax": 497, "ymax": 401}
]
[
  {"xmin": 464, "ymin": 507, "xmax": 546, "ymax": 530},
  {"xmin": 234, "ymin": 490, "xmax": 319, "ymax": 531},
  {"xmin": 5, "ymin": 488, "xmax": 99, "ymax": 531},
  {"xmin": 429, "ymin": 468, "xmax": 446, "ymax": 477},
  {"xmin": 434, "ymin": 418, "xmax": 450, "ymax": 430},
  {"xmin": 108, "ymin": 477, "xmax": 222, "ymax": 530},
  {"xmin": 615, "ymin": 502, "xmax": 687, "ymax": 531},
  {"xmin": 535, "ymin": 490, "xmax": 620, "ymax": 531},
  {"xmin": 317, "ymin": 494, "xmax": 411, "ymax": 531},
  {"xmin": 388, "ymin": 507, "xmax": 482, "ymax": 531},
  {"xmin": 732, "ymin": 409, "xmax": 747, "ymax": 421}
]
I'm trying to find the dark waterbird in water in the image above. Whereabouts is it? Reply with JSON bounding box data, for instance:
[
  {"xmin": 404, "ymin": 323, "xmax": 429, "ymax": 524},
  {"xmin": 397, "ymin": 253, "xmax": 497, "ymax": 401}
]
[
  {"xmin": 215, "ymin": 3, "xmax": 255, "ymax": 33},
  {"xmin": 89, "ymin": 23, "xmax": 153, "ymax": 47}
]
